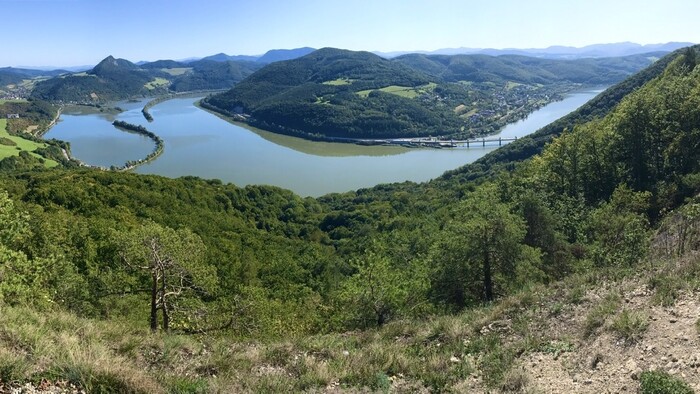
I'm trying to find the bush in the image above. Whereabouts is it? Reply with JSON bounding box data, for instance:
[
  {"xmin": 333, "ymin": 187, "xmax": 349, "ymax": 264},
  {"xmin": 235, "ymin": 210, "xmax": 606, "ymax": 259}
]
[
  {"xmin": 609, "ymin": 310, "xmax": 649, "ymax": 344},
  {"xmin": 582, "ymin": 292, "xmax": 620, "ymax": 338},
  {"xmin": 639, "ymin": 370, "xmax": 693, "ymax": 394},
  {"xmin": 0, "ymin": 137, "xmax": 16, "ymax": 146}
]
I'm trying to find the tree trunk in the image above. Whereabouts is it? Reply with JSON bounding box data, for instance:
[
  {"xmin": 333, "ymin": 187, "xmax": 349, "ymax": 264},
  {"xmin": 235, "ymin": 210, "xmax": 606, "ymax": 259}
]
[
  {"xmin": 483, "ymin": 248, "xmax": 493, "ymax": 302},
  {"xmin": 150, "ymin": 272, "xmax": 158, "ymax": 332},
  {"xmin": 161, "ymin": 272, "xmax": 169, "ymax": 331}
]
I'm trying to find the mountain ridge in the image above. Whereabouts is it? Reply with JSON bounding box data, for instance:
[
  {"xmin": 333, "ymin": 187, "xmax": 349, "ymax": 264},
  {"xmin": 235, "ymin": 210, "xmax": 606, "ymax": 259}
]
[{"xmin": 374, "ymin": 41, "xmax": 694, "ymax": 59}]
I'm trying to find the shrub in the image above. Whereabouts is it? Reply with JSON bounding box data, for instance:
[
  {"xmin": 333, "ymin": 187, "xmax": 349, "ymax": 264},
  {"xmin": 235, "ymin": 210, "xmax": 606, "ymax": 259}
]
[
  {"xmin": 639, "ymin": 370, "xmax": 693, "ymax": 394},
  {"xmin": 609, "ymin": 310, "xmax": 649, "ymax": 344},
  {"xmin": 0, "ymin": 137, "xmax": 16, "ymax": 146}
]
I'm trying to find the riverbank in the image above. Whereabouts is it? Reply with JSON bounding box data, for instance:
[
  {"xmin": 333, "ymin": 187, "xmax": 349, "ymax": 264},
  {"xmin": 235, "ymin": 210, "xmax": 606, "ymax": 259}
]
[
  {"xmin": 198, "ymin": 87, "xmax": 591, "ymax": 149},
  {"xmin": 142, "ymin": 90, "xmax": 227, "ymax": 122},
  {"xmin": 46, "ymin": 90, "xmax": 602, "ymax": 196}
]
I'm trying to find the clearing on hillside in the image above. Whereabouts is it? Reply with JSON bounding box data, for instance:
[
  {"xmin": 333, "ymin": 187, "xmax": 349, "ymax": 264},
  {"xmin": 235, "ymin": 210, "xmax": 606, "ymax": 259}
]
[{"xmin": 357, "ymin": 82, "xmax": 437, "ymax": 98}]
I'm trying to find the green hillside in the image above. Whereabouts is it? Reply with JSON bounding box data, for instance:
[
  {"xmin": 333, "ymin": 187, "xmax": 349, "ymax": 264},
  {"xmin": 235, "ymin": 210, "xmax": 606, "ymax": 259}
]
[
  {"xmin": 30, "ymin": 56, "xmax": 156, "ymax": 102},
  {"xmin": 0, "ymin": 46, "xmax": 699, "ymax": 392},
  {"xmin": 204, "ymin": 48, "xmax": 656, "ymax": 140},
  {"xmin": 394, "ymin": 52, "xmax": 661, "ymax": 85},
  {"xmin": 168, "ymin": 60, "xmax": 263, "ymax": 92},
  {"xmin": 29, "ymin": 56, "xmax": 264, "ymax": 103}
]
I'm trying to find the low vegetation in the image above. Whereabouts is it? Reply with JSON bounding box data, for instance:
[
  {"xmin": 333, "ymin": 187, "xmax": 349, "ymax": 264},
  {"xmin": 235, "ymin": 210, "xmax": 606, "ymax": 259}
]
[{"xmin": 640, "ymin": 371, "xmax": 694, "ymax": 394}]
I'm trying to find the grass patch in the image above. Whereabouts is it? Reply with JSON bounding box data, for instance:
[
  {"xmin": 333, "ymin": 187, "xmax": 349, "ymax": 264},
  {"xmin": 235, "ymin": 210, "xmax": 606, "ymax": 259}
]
[
  {"xmin": 322, "ymin": 78, "xmax": 353, "ymax": 86},
  {"xmin": 648, "ymin": 256, "xmax": 700, "ymax": 306},
  {"xmin": 144, "ymin": 78, "xmax": 169, "ymax": 90},
  {"xmin": 357, "ymin": 82, "xmax": 437, "ymax": 99},
  {"xmin": 506, "ymin": 81, "xmax": 524, "ymax": 90},
  {"xmin": 582, "ymin": 291, "xmax": 621, "ymax": 338},
  {"xmin": 609, "ymin": 310, "xmax": 649, "ymax": 344},
  {"xmin": 639, "ymin": 370, "xmax": 693, "ymax": 394},
  {"xmin": 0, "ymin": 98, "xmax": 28, "ymax": 104},
  {"xmin": 161, "ymin": 68, "xmax": 192, "ymax": 76}
]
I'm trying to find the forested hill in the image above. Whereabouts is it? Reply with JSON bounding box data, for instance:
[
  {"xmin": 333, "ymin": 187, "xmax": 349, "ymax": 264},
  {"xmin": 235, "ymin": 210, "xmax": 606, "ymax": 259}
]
[
  {"xmin": 0, "ymin": 67, "xmax": 67, "ymax": 86},
  {"xmin": 30, "ymin": 56, "xmax": 159, "ymax": 102},
  {"xmin": 204, "ymin": 48, "xmax": 657, "ymax": 139},
  {"xmin": 394, "ymin": 52, "xmax": 664, "ymax": 85},
  {"xmin": 29, "ymin": 56, "xmax": 264, "ymax": 103}
]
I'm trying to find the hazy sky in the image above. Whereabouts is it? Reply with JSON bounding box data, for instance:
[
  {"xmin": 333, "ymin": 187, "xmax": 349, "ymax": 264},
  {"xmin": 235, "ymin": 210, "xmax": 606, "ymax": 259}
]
[{"xmin": 2, "ymin": 0, "xmax": 698, "ymax": 67}]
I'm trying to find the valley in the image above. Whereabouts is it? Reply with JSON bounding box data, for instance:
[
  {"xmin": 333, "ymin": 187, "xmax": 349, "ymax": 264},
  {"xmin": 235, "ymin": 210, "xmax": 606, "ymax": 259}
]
[{"xmin": 0, "ymin": 39, "xmax": 699, "ymax": 394}]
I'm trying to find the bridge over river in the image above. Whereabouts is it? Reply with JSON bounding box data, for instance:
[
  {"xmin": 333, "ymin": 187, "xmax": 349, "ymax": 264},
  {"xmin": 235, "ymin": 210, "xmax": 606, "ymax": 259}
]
[{"xmin": 359, "ymin": 136, "xmax": 519, "ymax": 149}]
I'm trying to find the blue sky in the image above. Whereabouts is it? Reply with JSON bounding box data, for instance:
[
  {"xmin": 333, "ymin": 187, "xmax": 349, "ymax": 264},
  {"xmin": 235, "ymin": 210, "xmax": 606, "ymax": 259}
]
[{"xmin": 2, "ymin": 0, "xmax": 698, "ymax": 67}]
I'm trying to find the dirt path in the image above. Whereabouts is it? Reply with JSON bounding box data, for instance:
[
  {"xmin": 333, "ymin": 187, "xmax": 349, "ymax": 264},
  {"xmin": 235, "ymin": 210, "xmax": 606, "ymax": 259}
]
[{"xmin": 521, "ymin": 284, "xmax": 699, "ymax": 393}]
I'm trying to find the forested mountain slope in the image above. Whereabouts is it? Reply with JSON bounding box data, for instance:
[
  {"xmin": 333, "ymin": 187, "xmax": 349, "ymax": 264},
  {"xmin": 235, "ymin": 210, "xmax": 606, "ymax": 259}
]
[
  {"xmin": 393, "ymin": 52, "xmax": 660, "ymax": 84},
  {"xmin": 205, "ymin": 48, "xmax": 657, "ymax": 139}
]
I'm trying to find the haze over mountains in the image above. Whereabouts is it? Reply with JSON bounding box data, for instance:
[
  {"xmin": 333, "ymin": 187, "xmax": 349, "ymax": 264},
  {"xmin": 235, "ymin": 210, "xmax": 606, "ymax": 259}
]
[
  {"xmin": 4, "ymin": 42, "xmax": 692, "ymax": 70},
  {"xmin": 374, "ymin": 41, "xmax": 695, "ymax": 59}
]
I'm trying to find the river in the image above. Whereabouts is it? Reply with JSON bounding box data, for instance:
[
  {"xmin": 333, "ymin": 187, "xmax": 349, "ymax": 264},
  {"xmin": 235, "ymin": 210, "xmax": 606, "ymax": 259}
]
[{"xmin": 44, "ymin": 89, "xmax": 603, "ymax": 196}]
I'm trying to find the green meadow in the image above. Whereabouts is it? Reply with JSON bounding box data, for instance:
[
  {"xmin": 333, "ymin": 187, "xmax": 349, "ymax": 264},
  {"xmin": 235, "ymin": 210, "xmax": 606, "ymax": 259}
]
[
  {"xmin": 0, "ymin": 118, "xmax": 58, "ymax": 167},
  {"xmin": 144, "ymin": 77, "xmax": 170, "ymax": 90},
  {"xmin": 357, "ymin": 82, "xmax": 437, "ymax": 98},
  {"xmin": 161, "ymin": 67, "xmax": 192, "ymax": 76}
]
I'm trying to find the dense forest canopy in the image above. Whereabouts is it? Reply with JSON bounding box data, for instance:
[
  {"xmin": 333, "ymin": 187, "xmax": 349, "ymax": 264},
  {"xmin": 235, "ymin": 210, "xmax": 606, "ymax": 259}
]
[{"xmin": 1, "ymin": 45, "xmax": 698, "ymax": 339}]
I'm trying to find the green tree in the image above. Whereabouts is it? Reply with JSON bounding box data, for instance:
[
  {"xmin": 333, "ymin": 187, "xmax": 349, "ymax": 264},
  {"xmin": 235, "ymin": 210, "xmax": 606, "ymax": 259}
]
[
  {"xmin": 0, "ymin": 191, "xmax": 79, "ymax": 308},
  {"xmin": 586, "ymin": 185, "xmax": 651, "ymax": 268},
  {"xmin": 430, "ymin": 184, "xmax": 542, "ymax": 308},
  {"xmin": 339, "ymin": 245, "xmax": 429, "ymax": 328},
  {"xmin": 116, "ymin": 221, "xmax": 218, "ymax": 331}
]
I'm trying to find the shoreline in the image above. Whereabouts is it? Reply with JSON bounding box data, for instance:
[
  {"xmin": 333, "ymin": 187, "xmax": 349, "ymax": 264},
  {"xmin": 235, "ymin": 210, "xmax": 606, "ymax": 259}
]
[
  {"xmin": 196, "ymin": 84, "xmax": 604, "ymax": 149},
  {"xmin": 39, "ymin": 90, "xmax": 225, "ymax": 171}
]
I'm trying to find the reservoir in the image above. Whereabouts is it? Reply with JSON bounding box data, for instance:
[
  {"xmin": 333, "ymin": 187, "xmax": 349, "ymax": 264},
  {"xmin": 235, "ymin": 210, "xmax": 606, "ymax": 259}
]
[{"xmin": 44, "ymin": 89, "xmax": 602, "ymax": 196}]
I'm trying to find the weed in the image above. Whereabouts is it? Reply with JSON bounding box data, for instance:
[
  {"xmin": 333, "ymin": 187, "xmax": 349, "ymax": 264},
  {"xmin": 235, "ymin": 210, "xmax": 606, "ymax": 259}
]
[
  {"xmin": 169, "ymin": 376, "xmax": 208, "ymax": 394},
  {"xmin": 609, "ymin": 310, "xmax": 649, "ymax": 344},
  {"xmin": 648, "ymin": 274, "xmax": 683, "ymax": 306},
  {"xmin": 500, "ymin": 367, "xmax": 530, "ymax": 393},
  {"xmin": 538, "ymin": 341, "xmax": 574, "ymax": 358},
  {"xmin": 639, "ymin": 370, "xmax": 693, "ymax": 394},
  {"xmin": 582, "ymin": 292, "xmax": 620, "ymax": 338}
]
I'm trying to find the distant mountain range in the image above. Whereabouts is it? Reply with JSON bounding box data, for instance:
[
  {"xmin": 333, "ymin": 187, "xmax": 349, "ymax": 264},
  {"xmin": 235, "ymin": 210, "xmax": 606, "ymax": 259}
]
[
  {"xmin": 4, "ymin": 43, "xmax": 693, "ymax": 75},
  {"xmin": 199, "ymin": 47, "xmax": 316, "ymax": 64},
  {"xmin": 0, "ymin": 67, "xmax": 68, "ymax": 86},
  {"xmin": 374, "ymin": 42, "xmax": 695, "ymax": 59},
  {"xmin": 5, "ymin": 42, "xmax": 692, "ymax": 105}
]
